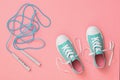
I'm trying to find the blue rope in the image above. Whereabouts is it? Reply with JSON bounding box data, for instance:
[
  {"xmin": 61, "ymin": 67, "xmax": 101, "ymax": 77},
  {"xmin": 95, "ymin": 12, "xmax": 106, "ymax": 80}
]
[{"xmin": 6, "ymin": 3, "xmax": 51, "ymax": 52}]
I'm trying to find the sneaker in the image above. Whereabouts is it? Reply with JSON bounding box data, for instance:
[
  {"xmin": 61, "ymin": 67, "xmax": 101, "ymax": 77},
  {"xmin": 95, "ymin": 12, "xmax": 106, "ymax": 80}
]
[
  {"xmin": 56, "ymin": 35, "xmax": 84, "ymax": 74},
  {"xmin": 86, "ymin": 26, "xmax": 106, "ymax": 68}
]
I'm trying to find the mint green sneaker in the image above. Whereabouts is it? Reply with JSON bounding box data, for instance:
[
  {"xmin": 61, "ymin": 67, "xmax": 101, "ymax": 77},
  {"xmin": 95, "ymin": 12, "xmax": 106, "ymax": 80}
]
[
  {"xmin": 56, "ymin": 35, "xmax": 84, "ymax": 74},
  {"xmin": 86, "ymin": 26, "xmax": 106, "ymax": 68}
]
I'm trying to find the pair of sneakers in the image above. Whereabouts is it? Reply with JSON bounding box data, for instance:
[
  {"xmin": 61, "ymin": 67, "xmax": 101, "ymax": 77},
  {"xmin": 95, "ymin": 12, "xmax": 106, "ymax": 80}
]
[{"xmin": 56, "ymin": 26, "xmax": 114, "ymax": 74}]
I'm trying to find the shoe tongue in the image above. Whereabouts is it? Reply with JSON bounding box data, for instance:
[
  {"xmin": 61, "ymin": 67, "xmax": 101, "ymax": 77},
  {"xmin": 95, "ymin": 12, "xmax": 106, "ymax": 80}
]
[
  {"xmin": 95, "ymin": 49, "xmax": 103, "ymax": 55},
  {"xmin": 69, "ymin": 55, "xmax": 76, "ymax": 62},
  {"xmin": 71, "ymin": 57, "xmax": 76, "ymax": 62}
]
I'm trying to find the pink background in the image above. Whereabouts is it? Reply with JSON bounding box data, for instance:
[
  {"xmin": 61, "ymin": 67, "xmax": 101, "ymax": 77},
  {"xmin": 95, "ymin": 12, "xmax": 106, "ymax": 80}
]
[{"xmin": 0, "ymin": 0, "xmax": 120, "ymax": 80}]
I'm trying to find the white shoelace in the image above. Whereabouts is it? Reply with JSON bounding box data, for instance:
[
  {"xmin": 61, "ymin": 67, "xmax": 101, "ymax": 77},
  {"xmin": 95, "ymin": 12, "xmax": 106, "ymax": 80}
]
[
  {"xmin": 56, "ymin": 57, "xmax": 70, "ymax": 73},
  {"xmin": 89, "ymin": 37, "xmax": 103, "ymax": 55},
  {"xmin": 74, "ymin": 38, "xmax": 83, "ymax": 56},
  {"xmin": 62, "ymin": 44, "xmax": 75, "ymax": 60}
]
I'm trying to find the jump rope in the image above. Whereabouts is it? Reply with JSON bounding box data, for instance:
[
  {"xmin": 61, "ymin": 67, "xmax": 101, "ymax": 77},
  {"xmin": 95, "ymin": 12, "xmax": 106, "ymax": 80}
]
[{"xmin": 6, "ymin": 3, "xmax": 51, "ymax": 71}]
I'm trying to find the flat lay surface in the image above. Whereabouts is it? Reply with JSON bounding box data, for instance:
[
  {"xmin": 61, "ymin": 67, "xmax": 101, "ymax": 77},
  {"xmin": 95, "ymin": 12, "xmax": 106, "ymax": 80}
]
[{"xmin": 0, "ymin": 0, "xmax": 120, "ymax": 80}]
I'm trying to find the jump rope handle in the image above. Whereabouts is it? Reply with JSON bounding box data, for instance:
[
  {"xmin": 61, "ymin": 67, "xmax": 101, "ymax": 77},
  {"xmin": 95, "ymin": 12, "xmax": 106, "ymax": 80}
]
[
  {"xmin": 11, "ymin": 53, "xmax": 31, "ymax": 71},
  {"xmin": 20, "ymin": 50, "xmax": 41, "ymax": 66}
]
